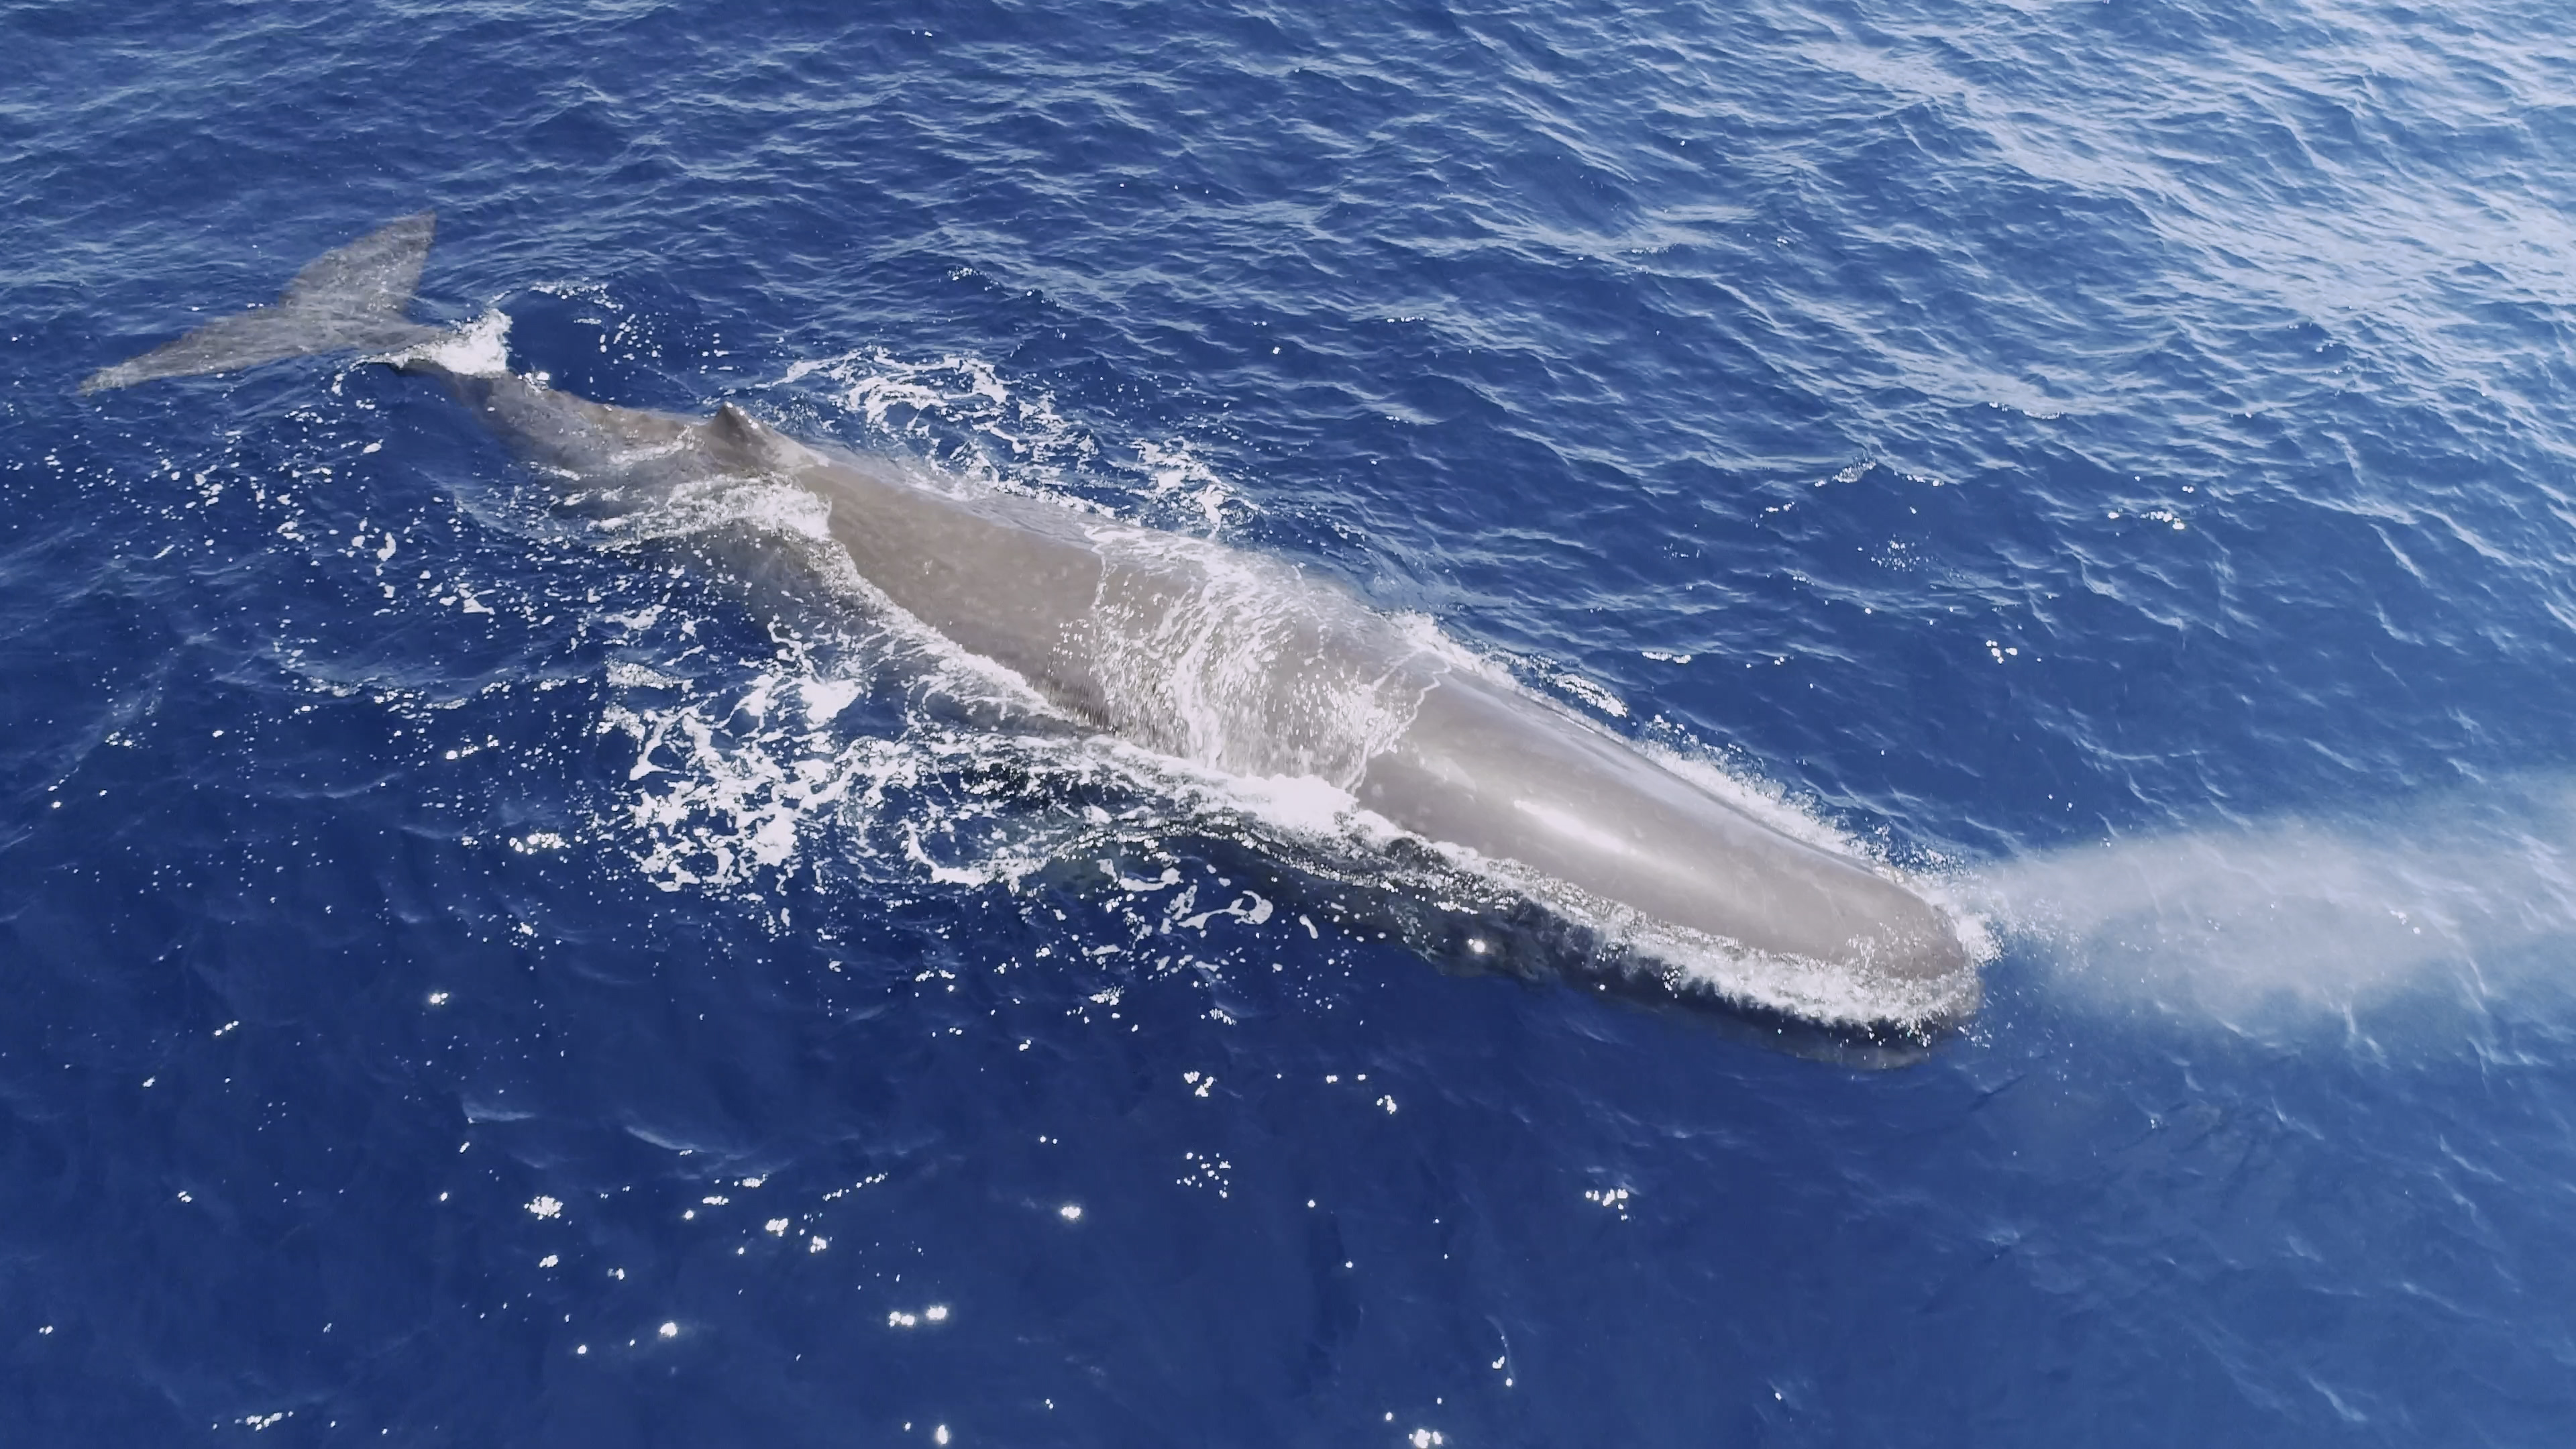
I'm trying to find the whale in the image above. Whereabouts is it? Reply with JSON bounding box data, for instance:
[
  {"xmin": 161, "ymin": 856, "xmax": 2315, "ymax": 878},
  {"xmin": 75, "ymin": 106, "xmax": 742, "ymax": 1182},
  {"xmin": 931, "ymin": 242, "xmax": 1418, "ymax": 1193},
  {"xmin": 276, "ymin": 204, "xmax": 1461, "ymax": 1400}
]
[{"xmin": 83, "ymin": 213, "xmax": 1979, "ymax": 1038}]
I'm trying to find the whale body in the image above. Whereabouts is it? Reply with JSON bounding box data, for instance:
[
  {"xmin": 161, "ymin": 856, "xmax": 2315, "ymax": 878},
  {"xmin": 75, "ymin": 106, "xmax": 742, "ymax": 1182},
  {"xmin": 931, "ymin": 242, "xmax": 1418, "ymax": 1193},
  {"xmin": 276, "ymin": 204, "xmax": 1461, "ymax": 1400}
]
[{"xmin": 84, "ymin": 213, "xmax": 1979, "ymax": 1035}]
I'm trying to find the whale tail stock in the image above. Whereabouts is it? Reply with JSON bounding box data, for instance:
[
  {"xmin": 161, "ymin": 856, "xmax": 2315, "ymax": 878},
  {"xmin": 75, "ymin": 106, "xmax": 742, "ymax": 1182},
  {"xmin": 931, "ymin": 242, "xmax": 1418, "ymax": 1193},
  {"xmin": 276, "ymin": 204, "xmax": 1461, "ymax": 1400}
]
[{"xmin": 80, "ymin": 211, "xmax": 448, "ymax": 393}]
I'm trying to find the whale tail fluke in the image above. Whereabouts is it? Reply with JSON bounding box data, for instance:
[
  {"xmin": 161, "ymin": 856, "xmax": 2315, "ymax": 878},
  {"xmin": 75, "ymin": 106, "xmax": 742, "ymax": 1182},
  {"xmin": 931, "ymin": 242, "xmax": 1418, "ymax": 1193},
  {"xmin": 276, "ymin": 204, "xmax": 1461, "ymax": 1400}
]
[{"xmin": 80, "ymin": 211, "xmax": 448, "ymax": 393}]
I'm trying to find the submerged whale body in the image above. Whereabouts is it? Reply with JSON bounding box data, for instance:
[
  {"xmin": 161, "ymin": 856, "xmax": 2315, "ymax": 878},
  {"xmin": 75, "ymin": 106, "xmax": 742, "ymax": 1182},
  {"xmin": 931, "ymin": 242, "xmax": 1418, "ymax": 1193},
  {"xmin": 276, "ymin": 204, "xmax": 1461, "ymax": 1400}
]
[{"xmin": 85, "ymin": 213, "xmax": 1980, "ymax": 1039}]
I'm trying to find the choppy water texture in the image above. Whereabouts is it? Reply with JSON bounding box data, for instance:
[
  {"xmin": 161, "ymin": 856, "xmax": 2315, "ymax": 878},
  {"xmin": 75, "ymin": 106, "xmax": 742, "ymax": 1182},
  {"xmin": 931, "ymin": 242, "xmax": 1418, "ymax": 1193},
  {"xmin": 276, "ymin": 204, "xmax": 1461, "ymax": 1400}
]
[{"xmin": 7, "ymin": 0, "xmax": 2576, "ymax": 1442}]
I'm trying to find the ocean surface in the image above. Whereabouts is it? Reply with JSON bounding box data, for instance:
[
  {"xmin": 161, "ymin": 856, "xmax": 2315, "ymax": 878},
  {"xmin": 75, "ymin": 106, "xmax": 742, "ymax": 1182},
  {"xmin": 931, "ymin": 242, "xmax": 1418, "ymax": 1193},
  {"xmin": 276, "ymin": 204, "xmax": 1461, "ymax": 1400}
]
[{"xmin": 7, "ymin": 0, "xmax": 2576, "ymax": 1442}]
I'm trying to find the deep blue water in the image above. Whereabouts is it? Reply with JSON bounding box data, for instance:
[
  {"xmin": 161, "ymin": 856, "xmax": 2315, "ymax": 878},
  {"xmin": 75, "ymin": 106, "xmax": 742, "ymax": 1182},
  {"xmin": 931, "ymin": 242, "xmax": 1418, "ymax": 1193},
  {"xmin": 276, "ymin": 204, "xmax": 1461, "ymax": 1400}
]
[{"xmin": 9, "ymin": 0, "xmax": 2576, "ymax": 1442}]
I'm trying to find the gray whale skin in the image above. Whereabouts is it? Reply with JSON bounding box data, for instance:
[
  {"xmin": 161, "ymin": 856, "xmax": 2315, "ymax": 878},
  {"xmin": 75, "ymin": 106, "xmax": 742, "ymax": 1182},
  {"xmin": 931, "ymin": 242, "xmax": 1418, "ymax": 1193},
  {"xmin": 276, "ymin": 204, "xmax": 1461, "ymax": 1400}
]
[{"xmin": 85, "ymin": 213, "xmax": 1978, "ymax": 1038}]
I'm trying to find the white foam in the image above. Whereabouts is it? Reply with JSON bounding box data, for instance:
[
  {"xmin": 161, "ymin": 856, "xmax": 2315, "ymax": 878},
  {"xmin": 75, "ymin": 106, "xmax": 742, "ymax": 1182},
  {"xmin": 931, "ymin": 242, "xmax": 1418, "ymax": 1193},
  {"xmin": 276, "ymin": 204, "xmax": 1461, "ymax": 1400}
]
[
  {"xmin": 380, "ymin": 309, "xmax": 513, "ymax": 378},
  {"xmin": 1081, "ymin": 525, "xmax": 1444, "ymax": 788},
  {"xmin": 593, "ymin": 474, "xmax": 835, "ymax": 548},
  {"xmin": 1548, "ymin": 671, "xmax": 1629, "ymax": 718},
  {"xmin": 776, "ymin": 348, "xmax": 1251, "ymax": 533},
  {"xmin": 1134, "ymin": 438, "xmax": 1250, "ymax": 531}
]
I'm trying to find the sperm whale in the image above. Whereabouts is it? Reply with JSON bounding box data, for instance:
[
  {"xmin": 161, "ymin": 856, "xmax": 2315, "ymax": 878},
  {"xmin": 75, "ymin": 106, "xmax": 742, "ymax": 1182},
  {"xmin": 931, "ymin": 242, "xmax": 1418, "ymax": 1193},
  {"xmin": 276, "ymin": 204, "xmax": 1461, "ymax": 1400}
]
[{"xmin": 83, "ymin": 212, "xmax": 1979, "ymax": 1035}]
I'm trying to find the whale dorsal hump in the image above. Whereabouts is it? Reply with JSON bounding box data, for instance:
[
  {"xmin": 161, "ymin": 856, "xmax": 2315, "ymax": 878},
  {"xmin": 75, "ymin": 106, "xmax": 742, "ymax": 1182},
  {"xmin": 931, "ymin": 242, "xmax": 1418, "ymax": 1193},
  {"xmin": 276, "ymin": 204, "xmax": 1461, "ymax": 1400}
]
[
  {"xmin": 697, "ymin": 400, "xmax": 799, "ymax": 473},
  {"xmin": 685, "ymin": 399, "xmax": 804, "ymax": 474}
]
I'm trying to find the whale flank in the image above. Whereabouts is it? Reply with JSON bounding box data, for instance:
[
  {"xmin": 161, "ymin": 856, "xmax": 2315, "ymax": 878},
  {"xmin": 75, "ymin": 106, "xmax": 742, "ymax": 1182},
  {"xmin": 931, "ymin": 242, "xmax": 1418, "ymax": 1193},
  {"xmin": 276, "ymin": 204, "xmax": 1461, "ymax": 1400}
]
[{"xmin": 84, "ymin": 213, "xmax": 1982, "ymax": 1042}]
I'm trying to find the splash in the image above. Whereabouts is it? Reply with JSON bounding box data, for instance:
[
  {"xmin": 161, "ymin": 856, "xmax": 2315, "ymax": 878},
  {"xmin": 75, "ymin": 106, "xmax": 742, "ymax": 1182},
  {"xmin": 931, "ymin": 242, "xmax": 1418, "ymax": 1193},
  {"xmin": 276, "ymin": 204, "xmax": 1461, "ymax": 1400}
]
[
  {"xmin": 1082, "ymin": 526, "xmax": 1452, "ymax": 787},
  {"xmin": 775, "ymin": 349, "xmax": 1253, "ymax": 533},
  {"xmin": 381, "ymin": 309, "xmax": 513, "ymax": 378}
]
